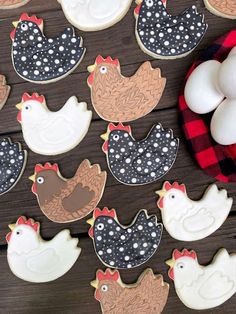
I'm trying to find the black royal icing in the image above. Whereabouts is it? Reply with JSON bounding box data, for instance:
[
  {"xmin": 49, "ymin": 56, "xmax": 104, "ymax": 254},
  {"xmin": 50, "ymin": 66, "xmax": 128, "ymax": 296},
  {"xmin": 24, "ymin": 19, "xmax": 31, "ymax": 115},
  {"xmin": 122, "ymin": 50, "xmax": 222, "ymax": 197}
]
[
  {"xmin": 93, "ymin": 210, "xmax": 163, "ymax": 269},
  {"xmin": 136, "ymin": 0, "xmax": 207, "ymax": 57},
  {"xmin": 12, "ymin": 20, "xmax": 85, "ymax": 82}
]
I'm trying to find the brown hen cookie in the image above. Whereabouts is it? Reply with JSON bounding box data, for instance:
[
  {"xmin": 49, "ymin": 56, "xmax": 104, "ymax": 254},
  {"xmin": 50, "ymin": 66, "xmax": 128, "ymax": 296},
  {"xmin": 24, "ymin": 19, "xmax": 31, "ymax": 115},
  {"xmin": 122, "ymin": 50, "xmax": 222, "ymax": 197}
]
[
  {"xmin": 204, "ymin": 0, "xmax": 236, "ymax": 19},
  {"xmin": 0, "ymin": 75, "xmax": 10, "ymax": 110},
  {"xmin": 0, "ymin": 0, "xmax": 31, "ymax": 9},
  {"xmin": 91, "ymin": 268, "xmax": 169, "ymax": 314}
]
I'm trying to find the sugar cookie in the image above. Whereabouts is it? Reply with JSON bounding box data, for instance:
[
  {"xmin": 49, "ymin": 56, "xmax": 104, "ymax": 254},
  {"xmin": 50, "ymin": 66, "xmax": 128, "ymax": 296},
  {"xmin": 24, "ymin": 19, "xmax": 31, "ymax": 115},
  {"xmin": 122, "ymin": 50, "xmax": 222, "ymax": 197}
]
[
  {"xmin": 58, "ymin": 0, "xmax": 132, "ymax": 31},
  {"xmin": 30, "ymin": 160, "xmax": 106, "ymax": 223},
  {"xmin": 0, "ymin": 0, "xmax": 30, "ymax": 9},
  {"xmin": 166, "ymin": 248, "xmax": 236, "ymax": 310},
  {"xmin": 156, "ymin": 181, "xmax": 232, "ymax": 241},
  {"xmin": 6, "ymin": 216, "xmax": 81, "ymax": 283},
  {"xmin": 88, "ymin": 207, "xmax": 163, "ymax": 269},
  {"xmin": 204, "ymin": 0, "xmax": 236, "ymax": 19},
  {"xmin": 0, "ymin": 75, "xmax": 10, "ymax": 110},
  {"xmin": 91, "ymin": 268, "xmax": 169, "ymax": 314},
  {"xmin": 101, "ymin": 123, "xmax": 179, "ymax": 185},
  {"xmin": 0, "ymin": 138, "xmax": 27, "ymax": 195},
  {"xmin": 16, "ymin": 93, "xmax": 92, "ymax": 155},
  {"xmin": 11, "ymin": 13, "xmax": 85, "ymax": 84},
  {"xmin": 87, "ymin": 55, "xmax": 166, "ymax": 122},
  {"xmin": 134, "ymin": 0, "xmax": 207, "ymax": 59}
]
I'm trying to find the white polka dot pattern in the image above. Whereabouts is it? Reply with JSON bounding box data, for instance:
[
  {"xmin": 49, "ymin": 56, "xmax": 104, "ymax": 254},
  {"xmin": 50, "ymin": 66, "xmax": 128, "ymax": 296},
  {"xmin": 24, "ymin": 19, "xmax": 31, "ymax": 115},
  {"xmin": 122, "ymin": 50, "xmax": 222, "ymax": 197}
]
[
  {"xmin": 136, "ymin": 1, "xmax": 207, "ymax": 57},
  {"xmin": 106, "ymin": 123, "xmax": 179, "ymax": 185},
  {"xmin": 93, "ymin": 210, "xmax": 162, "ymax": 269},
  {"xmin": 12, "ymin": 19, "xmax": 85, "ymax": 83},
  {"xmin": 0, "ymin": 138, "xmax": 27, "ymax": 195}
]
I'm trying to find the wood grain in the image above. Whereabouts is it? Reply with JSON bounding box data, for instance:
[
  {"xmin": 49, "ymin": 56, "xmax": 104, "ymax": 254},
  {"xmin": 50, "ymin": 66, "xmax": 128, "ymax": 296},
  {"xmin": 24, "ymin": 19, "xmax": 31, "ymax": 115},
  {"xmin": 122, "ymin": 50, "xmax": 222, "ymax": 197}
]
[{"xmin": 0, "ymin": 0, "xmax": 235, "ymax": 313}]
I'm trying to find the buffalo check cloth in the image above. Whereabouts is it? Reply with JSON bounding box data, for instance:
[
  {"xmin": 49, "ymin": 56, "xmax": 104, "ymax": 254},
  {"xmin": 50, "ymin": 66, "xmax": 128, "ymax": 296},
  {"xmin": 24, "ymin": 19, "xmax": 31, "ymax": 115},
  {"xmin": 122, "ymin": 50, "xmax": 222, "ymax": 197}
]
[{"xmin": 179, "ymin": 30, "xmax": 236, "ymax": 183}]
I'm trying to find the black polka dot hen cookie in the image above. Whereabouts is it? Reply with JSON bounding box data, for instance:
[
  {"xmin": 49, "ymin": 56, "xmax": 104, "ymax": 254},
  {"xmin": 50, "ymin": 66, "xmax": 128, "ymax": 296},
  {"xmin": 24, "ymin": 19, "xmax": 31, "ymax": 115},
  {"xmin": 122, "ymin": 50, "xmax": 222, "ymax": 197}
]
[
  {"xmin": 0, "ymin": 138, "xmax": 27, "ymax": 195},
  {"xmin": 101, "ymin": 122, "xmax": 179, "ymax": 185},
  {"xmin": 88, "ymin": 207, "xmax": 163, "ymax": 269},
  {"xmin": 134, "ymin": 0, "xmax": 207, "ymax": 59},
  {"xmin": 10, "ymin": 13, "xmax": 86, "ymax": 84}
]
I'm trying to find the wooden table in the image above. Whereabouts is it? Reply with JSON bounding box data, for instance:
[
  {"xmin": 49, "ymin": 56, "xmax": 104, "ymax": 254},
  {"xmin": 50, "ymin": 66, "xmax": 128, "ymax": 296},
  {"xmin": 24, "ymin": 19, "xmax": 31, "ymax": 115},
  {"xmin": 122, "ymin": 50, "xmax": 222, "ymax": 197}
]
[{"xmin": 0, "ymin": 0, "xmax": 235, "ymax": 313}]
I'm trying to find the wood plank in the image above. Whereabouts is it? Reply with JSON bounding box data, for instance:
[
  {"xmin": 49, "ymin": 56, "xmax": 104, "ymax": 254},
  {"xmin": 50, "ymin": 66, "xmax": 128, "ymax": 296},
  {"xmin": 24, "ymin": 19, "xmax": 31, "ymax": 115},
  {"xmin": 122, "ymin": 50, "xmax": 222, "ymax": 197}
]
[
  {"xmin": 0, "ymin": 215, "xmax": 235, "ymax": 313},
  {"xmin": 0, "ymin": 107, "xmax": 235, "ymax": 245}
]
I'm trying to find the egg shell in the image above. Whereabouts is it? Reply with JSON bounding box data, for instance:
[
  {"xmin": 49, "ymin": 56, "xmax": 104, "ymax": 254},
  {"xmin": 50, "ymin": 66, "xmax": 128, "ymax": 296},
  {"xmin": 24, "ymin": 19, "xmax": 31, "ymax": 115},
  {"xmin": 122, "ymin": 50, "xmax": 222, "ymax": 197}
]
[
  {"xmin": 211, "ymin": 98, "xmax": 236, "ymax": 145},
  {"xmin": 184, "ymin": 60, "xmax": 224, "ymax": 114},
  {"xmin": 227, "ymin": 46, "xmax": 236, "ymax": 58},
  {"xmin": 218, "ymin": 54, "xmax": 236, "ymax": 99}
]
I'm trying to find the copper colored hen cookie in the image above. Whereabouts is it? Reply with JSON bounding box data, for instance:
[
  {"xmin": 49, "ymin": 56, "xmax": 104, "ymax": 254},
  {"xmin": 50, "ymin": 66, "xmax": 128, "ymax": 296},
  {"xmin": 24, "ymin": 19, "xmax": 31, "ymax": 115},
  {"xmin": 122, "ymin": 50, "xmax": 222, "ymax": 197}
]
[
  {"xmin": 0, "ymin": 75, "xmax": 10, "ymax": 110},
  {"xmin": 0, "ymin": 0, "xmax": 30, "ymax": 9},
  {"xmin": 29, "ymin": 160, "xmax": 107, "ymax": 223},
  {"xmin": 87, "ymin": 55, "xmax": 166, "ymax": 122},
  {"xmin": 91, "ymin": 268, "xmax": 169, "ymax": 314},
  {"xmin": 204, "ymin": 0, "xmax": 236, "ymax": 19}
]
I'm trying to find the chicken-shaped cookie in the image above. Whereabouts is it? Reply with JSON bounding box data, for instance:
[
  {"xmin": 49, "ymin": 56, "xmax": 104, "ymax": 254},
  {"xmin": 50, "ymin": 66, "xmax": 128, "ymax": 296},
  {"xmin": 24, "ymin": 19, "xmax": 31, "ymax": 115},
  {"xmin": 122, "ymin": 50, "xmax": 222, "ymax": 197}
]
[
  {"xmin": 204, "ymin": 0, "xmax": 236, "ymax": 19},
  {"xmin": 0, "ymin": 75, "xmax": 10, "ymax": 110},
  {"xmin": 134, "ymin": 0, "xmax": 207, "ymax": 59},
  {"xmin": 91, "ymin": 268, "xmax": 169, "ymax": 314},
  {"xmin": 166, "ymin": 248, "xmax": 236, "ymax": 310},
  {"xmin": 0, "ymin": 0, "xmax": 30, "ymax": 9},
  {"xmin": 156, "ymin": 182, "xmax": 233, "ymax": 241},
  {"xmin": 58, "ymin": 0, "xmax": 132, "ymax": 31},
  {"xmin": 10, "ymin": 13, "xmax": 85, "ymax": 84},
  {"xmin": 6, "ymin": 216, "xmax": 80, "ymax": 283},
  {"xmin": 88, "ymin": 207, "xmax": 163, "ymax": 269},
  {"xmin": 16, "ymin": 93, "xmax": 92, "ymax": 155},
  {"xmin": 87, "ymin": 56, "xmax": 166, "ymax": 122},
  {"xmin": 30, "ymin": 160, "xmax": 106, "ymax": 223},
  {"xmin": 102, "ymin": 123, "xmax": 179, "ymax": 185},
  {"xmin": 0, "ymin": 138, "xmax": 27, "ymax": 195}
]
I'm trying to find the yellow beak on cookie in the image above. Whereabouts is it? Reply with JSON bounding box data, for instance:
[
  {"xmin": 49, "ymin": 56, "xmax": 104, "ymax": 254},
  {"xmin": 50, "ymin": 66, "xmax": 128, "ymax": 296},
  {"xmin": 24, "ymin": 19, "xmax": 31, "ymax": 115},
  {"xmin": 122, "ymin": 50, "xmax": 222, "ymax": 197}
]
[
  {"xmin": 8, "ymin": 224, "xmax": 16, "ymax": 231},
  {"xmin": 16, "ymin": 103, "xmax": 23, "ymax": 110},
  {"xmin": 87, "ymin": 64, "xmax": 96, "ymax": 73},
  {"xmin": 90, "ymin": 280, "xmax": 98, "ymax": 289},
  {"xmin": 29, "ymin": 174, "xmax": 36, "ymax": 182},
  {"xmin": 12, "ymin": 21, "xmax": 19, "ymax": 28}
]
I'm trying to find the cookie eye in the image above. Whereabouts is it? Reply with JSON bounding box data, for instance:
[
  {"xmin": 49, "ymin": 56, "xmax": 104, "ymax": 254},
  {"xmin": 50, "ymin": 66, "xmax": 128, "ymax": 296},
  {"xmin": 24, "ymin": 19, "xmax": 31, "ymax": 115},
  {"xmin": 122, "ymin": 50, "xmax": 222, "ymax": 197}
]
[
  {"xmin": 100, "ymin": 66, "xmax": 107, "ymax": 74},
  {"xmin": 97, "ymin": 223, "xmax": 104, "ymax": 231},
  {"xmin": 21, "ymin": 23, "xmax": 28, "ymax": 31},
  {"xmin": 177, "ymin": 262, "xmax": 184, "ymax": 269},
  {"xmin": 24, "ymin": 105, "xmax": 31, "ymax": 111},
  {"xmin": 16, "ymin": 229, "xmax": 22, "ymax": 236},
  {"xmin": 37, "ymin": 177, "xmax": 44, "ymax": 184},
  {"xmin": 101, "ymin": 285, "xmax": 108, "ymax": 292},
  {"xmin": 146, "ymin": 0, "xmax": 153, "ymax": 7},
  {"xmin": 169, "ymin": 193, "xmax": 175, "ymax": 200},
  {"xmin": 113, "ymin": 135, "xmax": 119, "ymax": 141}
]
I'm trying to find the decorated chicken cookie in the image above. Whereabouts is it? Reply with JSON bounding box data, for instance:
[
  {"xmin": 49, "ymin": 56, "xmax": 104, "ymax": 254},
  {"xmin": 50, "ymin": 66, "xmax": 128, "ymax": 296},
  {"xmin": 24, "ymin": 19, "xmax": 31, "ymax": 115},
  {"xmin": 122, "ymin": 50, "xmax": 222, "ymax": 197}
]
[
  {"xmin": 134, "ymin": 0, "xmax": 207, "ymax": 59},
  {"xmin": 91, "ymin": 268, "xmax": 169, "ymax": 314},
  {"xmin": 0, "ymin": 138, "xmax": 27, "ymax": 195},
  {"xmin": 0, "ymin": 0, "xmax": 30, "ymax": 9},
  {"xmin": 156, "ymin": 181, "xmax": 232, "ymax": 241},
  {"xmin": 179, "ymin": 30, "xmax": 236, "ymax": 182},
  {"xmin": 58, "ymin": 0, "xmax": 132, "ymax": 31},
  {"xmin": 88, "ymin": 207, "xmax": 163, "ymax": 269},
  {"xmin": 166, "ymin": 248, "xmax": 236, "ymax": 310},
  {"xmin": 101, "ymin": 123, "xmax": 179, "ymax": 185},
  {"xmin": 87, "ymin": 56, "xmax": 166, "ymax": 122},
  {"xmin": 30, "ymin": 160, "xmax": 107, "ymax": 223},
  {"xmin": 10, "ymin": 13, "xmax": 85, "ymax": 84},
  {"xmin": 16, "ymin": 93, "xmax": 92, "ymax": 155},
  {"xmin": 0, "ymin": 75, "xmax": 10, "ymax": 110},
  {"xmin": 204, "ymin": 0, "xmax": 236, "ymax": 19},
  {"xmin": 6, "ymin": 216, "xmax": 81, "ymax": 283}
]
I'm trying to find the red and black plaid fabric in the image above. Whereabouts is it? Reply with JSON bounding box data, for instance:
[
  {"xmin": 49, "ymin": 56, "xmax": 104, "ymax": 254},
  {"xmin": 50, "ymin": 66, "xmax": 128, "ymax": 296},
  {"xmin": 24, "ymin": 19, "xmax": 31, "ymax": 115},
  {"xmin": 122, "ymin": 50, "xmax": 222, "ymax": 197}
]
[{"xmin": 179, "ymin": 30, "xmax": 236, "ymax": 183}]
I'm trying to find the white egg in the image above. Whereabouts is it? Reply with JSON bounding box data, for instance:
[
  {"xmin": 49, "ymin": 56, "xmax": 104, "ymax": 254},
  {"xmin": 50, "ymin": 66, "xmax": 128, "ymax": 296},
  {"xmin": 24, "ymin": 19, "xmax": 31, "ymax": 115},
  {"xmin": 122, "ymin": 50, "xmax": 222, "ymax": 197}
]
[
  {"xmin": 217, "ymin": 54, "xmax": 236, "ymax": 99},
  {"xmin": 210, "ymin": 98, "xmax": 236, "ymax": 145},
  {"xmin": 226, "ymin": 46, "xmax": 236, "ymax": 58},
  {"xmin": 184, "ymin": 60, "xmax": 224, "ymax": 114}
]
